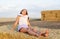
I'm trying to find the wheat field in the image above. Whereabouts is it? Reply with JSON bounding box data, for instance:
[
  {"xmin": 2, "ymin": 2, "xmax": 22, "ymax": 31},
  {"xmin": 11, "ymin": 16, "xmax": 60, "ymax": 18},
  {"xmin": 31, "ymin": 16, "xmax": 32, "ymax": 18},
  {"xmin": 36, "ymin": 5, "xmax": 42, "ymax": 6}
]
[{"xmin": 0, "ymin": 18, "xmax": 60, "ymax": 39}]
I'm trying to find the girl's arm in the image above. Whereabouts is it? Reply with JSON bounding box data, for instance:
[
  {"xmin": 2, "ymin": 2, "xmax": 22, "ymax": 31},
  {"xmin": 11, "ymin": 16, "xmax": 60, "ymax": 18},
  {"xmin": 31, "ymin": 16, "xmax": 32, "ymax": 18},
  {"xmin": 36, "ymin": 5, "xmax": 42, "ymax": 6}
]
[
  {"xmin": 11, "ymin": 15, "xmax": 20, "ymax": 31},
  {"xmin": 27, "ymin": 19, "xmax": 32, "ymax": 29}
]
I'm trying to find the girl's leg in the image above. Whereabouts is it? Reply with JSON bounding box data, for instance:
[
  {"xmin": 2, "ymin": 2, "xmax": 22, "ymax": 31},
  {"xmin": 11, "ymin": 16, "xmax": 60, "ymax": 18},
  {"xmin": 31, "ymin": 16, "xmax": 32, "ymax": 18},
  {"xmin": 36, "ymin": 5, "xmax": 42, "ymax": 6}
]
[
  {"xmin": 31, "ymin": 28, "xmax": 49, "ymax": 37},
  {"xmin": 27, "ymin": 28, "xmax": 39, "ymax": 37},
  {"xmin": 19, "ymin": 28, "xmax": 49, "ymax": 37},
  {"xmin": 19, "ymin": 28, "xmax": 39, "ymax": 37},
  {"xmin": 29, "ymin": 27, "xmax": 39, "ymax": 33},
  {"xmin": 19, "ymin": 28, "xmax": 27, "ymax": 33},
  {"xmin": 30, "ymin": 28, "xmax": 41, "ymax": 34}
]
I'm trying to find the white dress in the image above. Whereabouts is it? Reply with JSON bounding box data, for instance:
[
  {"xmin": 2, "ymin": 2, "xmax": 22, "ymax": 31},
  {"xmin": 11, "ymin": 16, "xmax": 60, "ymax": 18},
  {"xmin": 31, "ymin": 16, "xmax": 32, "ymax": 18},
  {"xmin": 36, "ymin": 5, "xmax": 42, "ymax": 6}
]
[{"xmin": 18, "ymin": 14, "xmax": 29, "ymax": 31}]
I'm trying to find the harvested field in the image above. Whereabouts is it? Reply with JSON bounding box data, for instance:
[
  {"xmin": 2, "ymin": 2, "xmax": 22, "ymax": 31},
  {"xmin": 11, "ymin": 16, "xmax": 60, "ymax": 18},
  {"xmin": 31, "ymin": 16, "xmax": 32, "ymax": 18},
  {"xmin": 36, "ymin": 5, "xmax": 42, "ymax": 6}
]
[{"xmin": 0, "ymin": 19, "xmax": 60, "ymax": 39}]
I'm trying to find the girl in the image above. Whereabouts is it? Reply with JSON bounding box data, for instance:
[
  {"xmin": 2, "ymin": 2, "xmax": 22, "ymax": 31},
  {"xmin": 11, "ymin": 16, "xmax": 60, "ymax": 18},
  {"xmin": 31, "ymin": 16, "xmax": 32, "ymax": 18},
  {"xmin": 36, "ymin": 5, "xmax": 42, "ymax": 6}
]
[{"xmin": 11, "ymin": 9, "xmax": 49, "ymax": 37}]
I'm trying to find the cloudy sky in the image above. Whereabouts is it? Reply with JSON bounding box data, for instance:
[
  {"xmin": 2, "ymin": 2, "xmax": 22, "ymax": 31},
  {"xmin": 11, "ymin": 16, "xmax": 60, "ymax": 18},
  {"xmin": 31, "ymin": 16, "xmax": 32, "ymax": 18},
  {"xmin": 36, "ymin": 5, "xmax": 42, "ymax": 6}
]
[{"xmin": 0, "ymin": 0, "xmax": 60, "ymax": 19}]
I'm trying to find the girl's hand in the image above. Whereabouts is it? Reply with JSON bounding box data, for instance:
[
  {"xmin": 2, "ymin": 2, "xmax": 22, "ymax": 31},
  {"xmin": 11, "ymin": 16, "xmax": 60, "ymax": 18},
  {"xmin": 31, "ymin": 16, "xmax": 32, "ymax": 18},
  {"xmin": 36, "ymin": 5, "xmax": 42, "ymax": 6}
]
[{"xmin": 10, "ymin": 28, "xmax": 14, "ymax": 32}]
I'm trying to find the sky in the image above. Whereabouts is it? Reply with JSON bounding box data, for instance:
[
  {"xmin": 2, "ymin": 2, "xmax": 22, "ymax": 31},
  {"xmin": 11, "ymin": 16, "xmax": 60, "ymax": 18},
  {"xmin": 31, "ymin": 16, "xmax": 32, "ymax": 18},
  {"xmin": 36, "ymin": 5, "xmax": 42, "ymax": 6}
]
[{"xmin": 0, "ymin": 0, "xmax": 60, "ymax": 19}]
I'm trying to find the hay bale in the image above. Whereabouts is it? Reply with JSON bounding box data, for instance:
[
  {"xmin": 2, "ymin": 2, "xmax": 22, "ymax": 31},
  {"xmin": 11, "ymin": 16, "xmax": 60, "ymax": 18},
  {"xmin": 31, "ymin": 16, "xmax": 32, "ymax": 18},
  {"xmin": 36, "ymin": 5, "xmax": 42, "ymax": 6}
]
[{"xmin": 41, "ymin": 10, "xmax": 60, "ymax": 21}]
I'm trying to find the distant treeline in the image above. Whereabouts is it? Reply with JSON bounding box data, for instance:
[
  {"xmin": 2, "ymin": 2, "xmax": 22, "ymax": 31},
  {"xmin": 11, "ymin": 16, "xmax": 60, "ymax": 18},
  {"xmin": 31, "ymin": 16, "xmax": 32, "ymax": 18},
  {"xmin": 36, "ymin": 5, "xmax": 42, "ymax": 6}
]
[{"xmin": 30, "ymin": 19, "xmax": 41, "ymax": 21}]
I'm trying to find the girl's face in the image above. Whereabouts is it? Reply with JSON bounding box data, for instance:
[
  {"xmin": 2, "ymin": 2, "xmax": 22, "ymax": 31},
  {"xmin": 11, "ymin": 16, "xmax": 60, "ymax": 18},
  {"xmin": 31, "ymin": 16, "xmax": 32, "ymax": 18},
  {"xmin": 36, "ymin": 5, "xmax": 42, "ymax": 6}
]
[{"xmin": 22, "ymin": 10, "xmax": 27, "ymax": 15}]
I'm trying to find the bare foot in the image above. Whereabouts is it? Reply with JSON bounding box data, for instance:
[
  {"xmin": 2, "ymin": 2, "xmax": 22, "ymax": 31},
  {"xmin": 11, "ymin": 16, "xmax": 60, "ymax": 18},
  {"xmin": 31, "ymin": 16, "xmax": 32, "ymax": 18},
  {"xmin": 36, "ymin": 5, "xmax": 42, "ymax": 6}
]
[
  {"xmin": 44, "ymin": 30, "xmax": 49, "ymax": 37},
  {"xmin": 39, "ymin": 30, "xmax": 49, "ymax": 37}
]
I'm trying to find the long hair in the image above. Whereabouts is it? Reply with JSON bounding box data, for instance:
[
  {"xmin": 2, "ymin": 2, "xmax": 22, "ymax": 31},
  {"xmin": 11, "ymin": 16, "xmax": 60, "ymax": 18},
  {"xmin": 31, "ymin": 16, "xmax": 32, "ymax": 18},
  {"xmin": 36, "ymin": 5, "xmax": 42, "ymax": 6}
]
[{"xmin": 20, "ymin": 9, "xmax": 28, "ymax": 15}]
